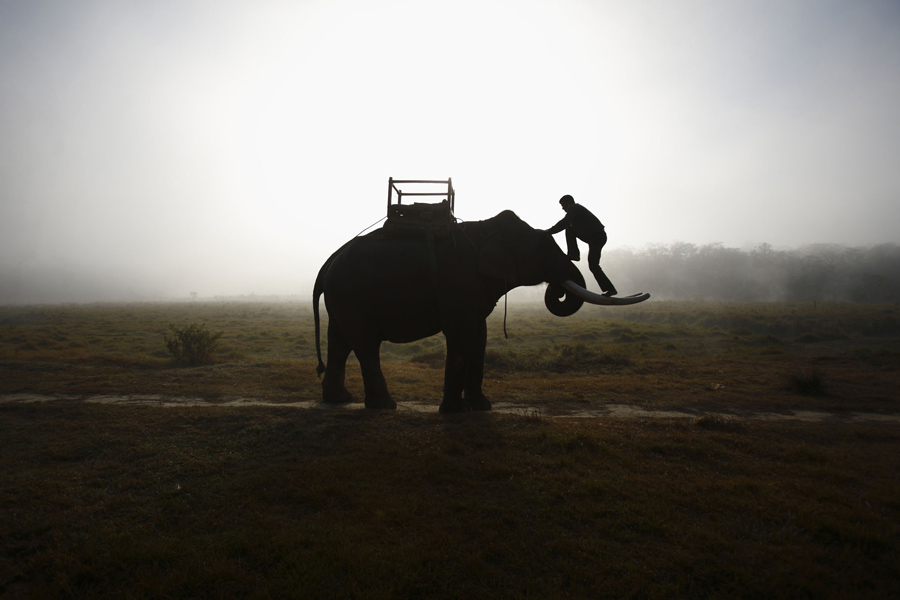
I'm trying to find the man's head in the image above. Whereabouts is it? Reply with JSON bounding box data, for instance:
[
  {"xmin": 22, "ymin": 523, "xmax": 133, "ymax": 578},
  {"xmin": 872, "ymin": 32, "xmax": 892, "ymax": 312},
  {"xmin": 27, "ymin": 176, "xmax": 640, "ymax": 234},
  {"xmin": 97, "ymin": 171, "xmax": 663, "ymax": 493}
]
[{"xmin": 559, "ymin": 194, "xmax": 575, "ymax": 209}]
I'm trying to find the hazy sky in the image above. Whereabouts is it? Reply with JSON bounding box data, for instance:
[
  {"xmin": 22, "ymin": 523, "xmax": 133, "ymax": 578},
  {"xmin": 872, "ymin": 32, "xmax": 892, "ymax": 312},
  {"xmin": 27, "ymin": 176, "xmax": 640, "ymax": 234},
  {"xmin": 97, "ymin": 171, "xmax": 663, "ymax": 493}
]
[{"xmin": 2, "ymin": 0, "xmax": 899, "ymax": 300}]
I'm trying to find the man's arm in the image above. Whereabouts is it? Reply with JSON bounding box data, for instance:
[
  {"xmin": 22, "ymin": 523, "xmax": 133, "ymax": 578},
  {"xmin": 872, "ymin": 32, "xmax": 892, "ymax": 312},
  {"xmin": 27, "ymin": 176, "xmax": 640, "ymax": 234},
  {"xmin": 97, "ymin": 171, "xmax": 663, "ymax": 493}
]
[{"xmin": 546, "ymin": 212, "xmax": 571, "ymax": 235}]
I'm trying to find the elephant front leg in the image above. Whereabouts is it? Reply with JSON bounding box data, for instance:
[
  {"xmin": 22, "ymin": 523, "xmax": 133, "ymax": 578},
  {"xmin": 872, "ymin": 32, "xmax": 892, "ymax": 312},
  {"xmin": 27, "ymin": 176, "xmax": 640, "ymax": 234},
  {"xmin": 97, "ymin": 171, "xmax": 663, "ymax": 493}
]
[
  {"xmin": 439, "ymin": 320, "xmax": 491, "ymax": 414},
  {"xmin": 357, "ymin": 342, "xmax": 396, "ymax": 410},
  {"xmin": 322, "ymin": 321, "xmax": 354, "ymax": 404},
  {"xmin": 439, "ymin": 340, "xmax": 467, "ymax": 414}
]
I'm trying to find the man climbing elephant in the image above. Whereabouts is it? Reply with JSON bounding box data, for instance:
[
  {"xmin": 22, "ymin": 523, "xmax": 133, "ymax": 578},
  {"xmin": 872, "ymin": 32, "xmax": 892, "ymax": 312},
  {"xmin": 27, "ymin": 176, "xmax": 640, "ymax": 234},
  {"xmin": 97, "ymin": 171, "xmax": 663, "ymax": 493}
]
[{"xmin": 545, "ymin": 194, "xmax": 618, "ymax": 297}]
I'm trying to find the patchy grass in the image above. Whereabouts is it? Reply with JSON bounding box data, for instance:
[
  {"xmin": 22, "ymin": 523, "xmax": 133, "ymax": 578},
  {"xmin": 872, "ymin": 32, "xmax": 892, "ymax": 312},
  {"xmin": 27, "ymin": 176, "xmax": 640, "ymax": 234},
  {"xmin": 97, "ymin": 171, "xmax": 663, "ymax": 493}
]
[{"xmin": 1, "ymin": 301, "xmax": 899, "ymax": 415}]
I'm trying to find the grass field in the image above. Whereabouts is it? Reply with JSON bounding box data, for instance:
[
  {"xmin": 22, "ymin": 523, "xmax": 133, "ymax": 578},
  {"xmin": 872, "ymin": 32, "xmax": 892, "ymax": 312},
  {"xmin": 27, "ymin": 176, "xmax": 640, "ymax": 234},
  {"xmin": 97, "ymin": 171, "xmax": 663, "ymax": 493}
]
[{"xmin": 2, "ymin": 301, "xmax": 899, "ymax": 597}]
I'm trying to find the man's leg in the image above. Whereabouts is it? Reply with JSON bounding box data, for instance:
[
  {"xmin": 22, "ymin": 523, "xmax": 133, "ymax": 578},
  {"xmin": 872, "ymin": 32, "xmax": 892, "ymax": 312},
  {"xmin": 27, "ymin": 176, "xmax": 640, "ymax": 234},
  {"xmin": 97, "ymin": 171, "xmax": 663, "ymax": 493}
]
[{"xmin": 588, "ymin": 232, "xmax": 617, "ymax": 295}]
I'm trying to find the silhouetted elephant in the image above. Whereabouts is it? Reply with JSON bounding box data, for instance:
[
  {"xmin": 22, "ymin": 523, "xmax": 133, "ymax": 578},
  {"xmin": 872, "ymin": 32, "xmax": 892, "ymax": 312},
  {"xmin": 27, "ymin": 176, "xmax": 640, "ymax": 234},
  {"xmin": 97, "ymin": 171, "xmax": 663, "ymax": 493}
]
[{"xmin": 313, "ymin": 210, "xmax": 637, "ymax": 414}]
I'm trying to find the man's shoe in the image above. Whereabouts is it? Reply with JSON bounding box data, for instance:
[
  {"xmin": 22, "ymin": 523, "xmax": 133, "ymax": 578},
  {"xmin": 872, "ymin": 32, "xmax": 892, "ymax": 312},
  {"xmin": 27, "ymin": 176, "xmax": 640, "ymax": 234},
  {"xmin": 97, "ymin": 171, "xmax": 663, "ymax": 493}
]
[{"xmin": 602, "ymin": 288, "xmax": 618, "ymax": 297}]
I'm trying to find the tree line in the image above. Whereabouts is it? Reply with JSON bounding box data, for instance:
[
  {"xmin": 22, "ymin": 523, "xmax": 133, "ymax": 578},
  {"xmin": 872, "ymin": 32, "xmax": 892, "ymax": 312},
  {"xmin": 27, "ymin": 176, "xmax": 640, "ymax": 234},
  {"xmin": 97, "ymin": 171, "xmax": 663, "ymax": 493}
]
[{"xmin": 599, "ymin": 242, "xmax": 900, "ymax": 302}]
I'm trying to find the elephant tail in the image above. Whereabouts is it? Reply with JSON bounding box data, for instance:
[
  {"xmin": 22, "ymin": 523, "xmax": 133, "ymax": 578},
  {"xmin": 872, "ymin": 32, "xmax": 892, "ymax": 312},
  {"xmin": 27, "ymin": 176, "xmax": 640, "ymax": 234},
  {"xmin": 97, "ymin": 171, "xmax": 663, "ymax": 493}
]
[
  {"xmin": 313, "ymin": 239, "xmax": 353, "ymax": 377},
  {"xmin": 313, "ymin": 261, "xmax": 328, "ymax": 377},
  {"xmin": 312, "ymin": 236, "xmax": 363, "ymax": 377}
]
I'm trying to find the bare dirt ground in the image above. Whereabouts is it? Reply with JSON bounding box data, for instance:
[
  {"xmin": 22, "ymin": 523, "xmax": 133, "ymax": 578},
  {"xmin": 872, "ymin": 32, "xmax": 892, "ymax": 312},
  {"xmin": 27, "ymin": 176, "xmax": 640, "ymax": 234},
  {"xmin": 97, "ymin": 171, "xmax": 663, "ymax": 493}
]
[{"xmin": 3, "ymin": 392, "xmax": 899, "ymax": 423}]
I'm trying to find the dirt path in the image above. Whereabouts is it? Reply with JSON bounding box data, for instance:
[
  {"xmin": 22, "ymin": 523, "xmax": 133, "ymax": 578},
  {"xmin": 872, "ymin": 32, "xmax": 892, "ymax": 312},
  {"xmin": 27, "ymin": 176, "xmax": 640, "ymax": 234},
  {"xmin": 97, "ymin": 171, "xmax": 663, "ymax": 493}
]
[{"xmin": 3, "ymin": 393, "xmax": 899, "ymax": 424}]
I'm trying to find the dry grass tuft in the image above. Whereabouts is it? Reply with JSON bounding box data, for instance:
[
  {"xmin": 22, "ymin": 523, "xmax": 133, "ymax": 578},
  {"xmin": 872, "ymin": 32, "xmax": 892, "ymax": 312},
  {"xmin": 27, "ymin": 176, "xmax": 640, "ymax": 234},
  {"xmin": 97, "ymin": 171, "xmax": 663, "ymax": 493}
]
[
  {"xmin": 694, "ymin": 413, "xmax": 747, "ymax": 432},
  {"xmin": 788, "ymin": 368, "xmax": 828, "ymax": 396}
]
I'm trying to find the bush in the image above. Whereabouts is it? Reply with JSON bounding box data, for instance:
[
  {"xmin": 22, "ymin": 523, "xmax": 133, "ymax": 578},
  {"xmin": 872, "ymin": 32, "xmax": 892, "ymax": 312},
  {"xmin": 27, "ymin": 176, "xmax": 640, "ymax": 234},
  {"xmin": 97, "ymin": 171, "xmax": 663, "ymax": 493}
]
[{"xmin": 164, "ymin": 322, "xmax": 223, "ymax": 365}]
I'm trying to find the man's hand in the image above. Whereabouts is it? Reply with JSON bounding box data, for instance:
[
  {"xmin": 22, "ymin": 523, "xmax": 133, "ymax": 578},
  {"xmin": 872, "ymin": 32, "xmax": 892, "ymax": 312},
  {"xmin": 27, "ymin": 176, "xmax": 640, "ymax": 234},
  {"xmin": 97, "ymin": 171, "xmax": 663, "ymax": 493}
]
[{"xmin": 567, "ymin": 252, "xmax": 580, "ymax": 261}]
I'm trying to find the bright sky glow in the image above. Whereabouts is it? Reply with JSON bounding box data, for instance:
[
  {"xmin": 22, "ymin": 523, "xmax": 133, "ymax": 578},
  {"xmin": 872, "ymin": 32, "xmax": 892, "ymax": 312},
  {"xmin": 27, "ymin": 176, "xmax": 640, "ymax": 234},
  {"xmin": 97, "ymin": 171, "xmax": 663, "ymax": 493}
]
[{"xmin": 1, "ymin": 0, "xmax": 899, "ymax": 300}]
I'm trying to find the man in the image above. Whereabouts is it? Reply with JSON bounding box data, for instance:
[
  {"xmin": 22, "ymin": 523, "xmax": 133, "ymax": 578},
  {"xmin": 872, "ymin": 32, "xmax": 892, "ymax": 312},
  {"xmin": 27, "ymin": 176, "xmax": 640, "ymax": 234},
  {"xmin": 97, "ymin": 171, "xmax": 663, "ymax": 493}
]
[{"xmin": 545, "ymin": 194, "xmax": 618, "ymax": 296}]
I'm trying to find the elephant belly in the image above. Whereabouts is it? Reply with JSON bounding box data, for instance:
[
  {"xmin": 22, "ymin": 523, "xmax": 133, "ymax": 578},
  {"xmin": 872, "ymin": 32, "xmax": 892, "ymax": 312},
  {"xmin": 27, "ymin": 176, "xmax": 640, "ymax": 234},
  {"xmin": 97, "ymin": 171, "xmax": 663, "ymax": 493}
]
[
  {"xmin": 370, "ymin": 298, "xmax": 442, "ymax": 343},
  {"xmin": 323, "ymin": 236, "xmax": 456, "ymax": 345},
  {"xmin": 326, "ymin": 279, "xmax": 442, "ymax": 345}
]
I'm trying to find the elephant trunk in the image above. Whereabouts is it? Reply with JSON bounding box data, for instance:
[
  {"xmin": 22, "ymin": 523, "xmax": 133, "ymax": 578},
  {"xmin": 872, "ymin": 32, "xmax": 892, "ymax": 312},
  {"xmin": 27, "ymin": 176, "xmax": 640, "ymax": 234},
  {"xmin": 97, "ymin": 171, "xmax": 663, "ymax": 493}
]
[{"xmin": 544, "ymin": 264, "xmax": 586, "ymax": 317}]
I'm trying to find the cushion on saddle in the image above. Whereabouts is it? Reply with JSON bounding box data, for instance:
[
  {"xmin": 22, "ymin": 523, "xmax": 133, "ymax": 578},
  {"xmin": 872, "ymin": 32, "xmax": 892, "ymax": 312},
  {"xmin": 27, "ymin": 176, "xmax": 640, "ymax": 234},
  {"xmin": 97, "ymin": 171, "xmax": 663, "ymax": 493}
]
[{"xmin": 382, "ymin": 200, "xmax": 456, "ymax": 239}]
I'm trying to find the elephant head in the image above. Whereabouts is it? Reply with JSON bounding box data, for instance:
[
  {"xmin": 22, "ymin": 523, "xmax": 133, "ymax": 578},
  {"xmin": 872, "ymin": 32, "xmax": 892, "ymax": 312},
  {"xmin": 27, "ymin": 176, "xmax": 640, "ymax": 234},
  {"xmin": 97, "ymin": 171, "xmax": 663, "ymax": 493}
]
[{"xmin": 472, "ymin": 210, "xmax": 604, "ymax": 316}]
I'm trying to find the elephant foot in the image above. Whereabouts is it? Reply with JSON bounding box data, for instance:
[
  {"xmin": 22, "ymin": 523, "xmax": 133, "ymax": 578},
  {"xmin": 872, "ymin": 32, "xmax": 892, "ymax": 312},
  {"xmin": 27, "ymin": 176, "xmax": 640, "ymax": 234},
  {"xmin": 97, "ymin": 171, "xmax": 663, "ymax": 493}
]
[
  {"xmin": 322, "ymin": 386, "xmax": 354, "ymax": 404},
  {"xmin": 364, "ymin": 394, "xmax": 397, "ymax": 410},
  {"xmin": 466, "ymin": 393, "xmax": 492, "ymax": 412},
  {"xmin": 439, "ymin": 396, "xmax": 471, "ymax": 415}
]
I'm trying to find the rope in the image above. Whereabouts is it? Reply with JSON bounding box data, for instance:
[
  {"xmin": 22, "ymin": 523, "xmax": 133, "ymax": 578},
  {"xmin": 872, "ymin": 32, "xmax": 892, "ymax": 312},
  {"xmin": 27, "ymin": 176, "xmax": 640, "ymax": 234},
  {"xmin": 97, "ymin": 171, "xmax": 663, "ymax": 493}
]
[
  {"xmin": 353, "ymin": 216, "xmax": 386, "ymax": 238},
  {"xmin": 503, "ymin": 292, "xmax": 509, "ymax": 339}
]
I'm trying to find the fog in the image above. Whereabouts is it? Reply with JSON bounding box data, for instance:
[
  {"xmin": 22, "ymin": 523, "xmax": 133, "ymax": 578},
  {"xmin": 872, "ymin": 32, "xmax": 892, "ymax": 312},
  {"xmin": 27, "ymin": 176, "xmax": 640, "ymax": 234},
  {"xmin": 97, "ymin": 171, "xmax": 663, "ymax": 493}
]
[
  {"xmin": 2, "ymin": 1, "xmax": 899, "ymax": 303},
  {"xmin": 605, "ymin": 242, "xmax": 900, "ymax": 302}
]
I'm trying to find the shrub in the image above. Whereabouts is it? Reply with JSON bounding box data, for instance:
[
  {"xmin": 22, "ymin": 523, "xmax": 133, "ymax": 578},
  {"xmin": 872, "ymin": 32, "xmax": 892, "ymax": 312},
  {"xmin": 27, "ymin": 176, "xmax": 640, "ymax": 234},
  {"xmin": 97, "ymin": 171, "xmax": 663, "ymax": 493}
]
[{"xmin": 164, "ymin": 322, "xmax": 223, "ymax": 365}]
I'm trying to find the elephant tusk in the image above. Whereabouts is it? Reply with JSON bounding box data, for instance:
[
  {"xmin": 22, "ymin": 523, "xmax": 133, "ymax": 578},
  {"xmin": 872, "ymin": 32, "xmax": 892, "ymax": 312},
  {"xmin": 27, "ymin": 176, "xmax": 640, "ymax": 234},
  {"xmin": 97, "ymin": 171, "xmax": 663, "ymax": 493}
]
[{"xmin": 560, "ymin": 280, "xmax": 651, "ymax": 306}]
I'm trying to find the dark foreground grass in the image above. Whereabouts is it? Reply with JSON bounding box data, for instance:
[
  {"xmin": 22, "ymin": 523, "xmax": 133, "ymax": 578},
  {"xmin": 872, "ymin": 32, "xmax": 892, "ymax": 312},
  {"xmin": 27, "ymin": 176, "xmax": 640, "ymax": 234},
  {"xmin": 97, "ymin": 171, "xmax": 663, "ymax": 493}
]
[{"xmin": 2, "ymin": 402, "xmax": 899, "ymax": 598}]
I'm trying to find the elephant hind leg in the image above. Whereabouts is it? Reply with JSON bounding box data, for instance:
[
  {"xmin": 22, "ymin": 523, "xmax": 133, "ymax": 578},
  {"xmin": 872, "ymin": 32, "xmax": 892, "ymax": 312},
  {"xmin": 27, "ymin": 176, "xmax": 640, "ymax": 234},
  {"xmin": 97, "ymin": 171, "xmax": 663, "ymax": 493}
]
[
  {"xmin": 322, "ymin": 322, "xmax": 354, "ymax": 404},
  {"xmin": 357, "ymin": 342, "xmax": 396, "ymax": 410}
]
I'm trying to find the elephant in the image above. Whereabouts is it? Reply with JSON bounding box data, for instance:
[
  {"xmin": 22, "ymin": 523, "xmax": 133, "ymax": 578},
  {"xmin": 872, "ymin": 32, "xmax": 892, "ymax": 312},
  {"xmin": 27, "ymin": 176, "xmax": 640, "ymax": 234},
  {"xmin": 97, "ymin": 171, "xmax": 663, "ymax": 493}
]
[{"xmin": 312, "ymin": 209, "xmax": 647, "ymax": 414}]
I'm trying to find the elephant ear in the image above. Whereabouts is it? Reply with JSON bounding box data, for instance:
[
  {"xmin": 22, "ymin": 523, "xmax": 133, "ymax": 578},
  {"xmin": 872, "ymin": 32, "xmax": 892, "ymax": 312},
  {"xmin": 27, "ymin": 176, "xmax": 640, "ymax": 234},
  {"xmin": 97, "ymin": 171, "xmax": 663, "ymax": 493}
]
[{"xmin": 477, "ymin": 242, "xmax": 516, "ymax": 283}]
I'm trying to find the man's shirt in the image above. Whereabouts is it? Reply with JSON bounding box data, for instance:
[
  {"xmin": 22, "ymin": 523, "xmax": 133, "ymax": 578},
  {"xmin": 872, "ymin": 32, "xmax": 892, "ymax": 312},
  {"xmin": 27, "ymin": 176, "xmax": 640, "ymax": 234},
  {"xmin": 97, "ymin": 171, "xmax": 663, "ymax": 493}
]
[{"xmin": 547, "ymin": 203, "xmax": 605, "ymax": 240}]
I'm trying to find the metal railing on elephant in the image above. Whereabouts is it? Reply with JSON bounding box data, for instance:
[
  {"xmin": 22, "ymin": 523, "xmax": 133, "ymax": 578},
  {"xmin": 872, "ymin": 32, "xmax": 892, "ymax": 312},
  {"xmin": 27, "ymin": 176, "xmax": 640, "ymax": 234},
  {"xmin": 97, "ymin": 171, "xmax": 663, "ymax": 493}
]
[{"xmin": 386, "ymin": 178, "xmax": 455, "ymax": 217}]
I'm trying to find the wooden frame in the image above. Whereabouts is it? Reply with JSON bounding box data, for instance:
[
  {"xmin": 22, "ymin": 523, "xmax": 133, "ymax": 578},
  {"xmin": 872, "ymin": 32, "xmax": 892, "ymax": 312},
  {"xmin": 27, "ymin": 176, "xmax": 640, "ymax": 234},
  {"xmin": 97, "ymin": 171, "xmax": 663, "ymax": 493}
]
[{"xmin": 387, "ymin": 178, "xmax": 455, "ymax": 216}]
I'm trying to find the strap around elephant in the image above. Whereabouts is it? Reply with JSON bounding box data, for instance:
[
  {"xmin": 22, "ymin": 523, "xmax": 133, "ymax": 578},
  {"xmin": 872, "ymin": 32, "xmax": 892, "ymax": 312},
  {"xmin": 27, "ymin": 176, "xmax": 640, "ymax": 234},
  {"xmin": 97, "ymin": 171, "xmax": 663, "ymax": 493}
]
[{"xmin": 426, "ymin": 221, "xmax": 443, "ymax": 323}]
